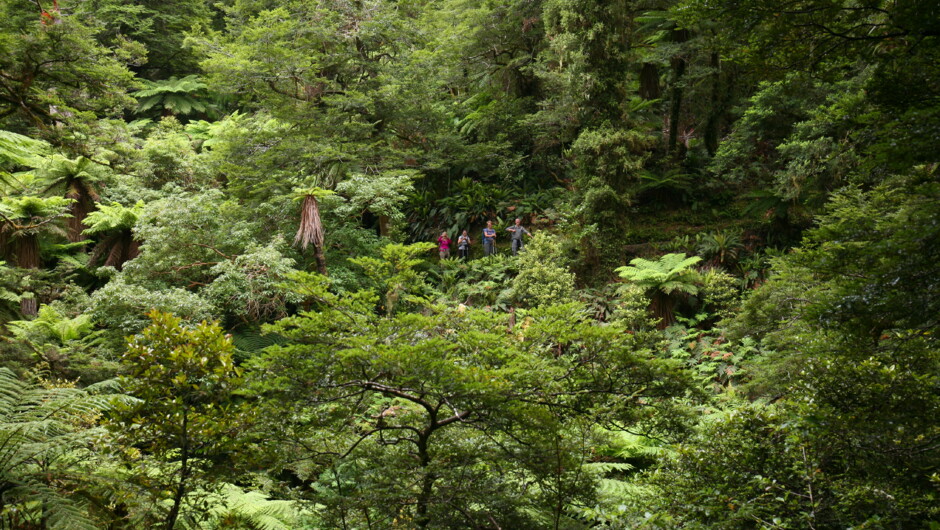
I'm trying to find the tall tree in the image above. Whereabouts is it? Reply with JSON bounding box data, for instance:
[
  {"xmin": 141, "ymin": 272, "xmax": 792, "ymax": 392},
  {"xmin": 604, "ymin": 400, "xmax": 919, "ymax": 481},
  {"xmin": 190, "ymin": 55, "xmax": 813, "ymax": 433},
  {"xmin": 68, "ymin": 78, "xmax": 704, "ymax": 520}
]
[
  {"xmin": 248, "ymin": 267, "xmax": 694, "ymax": 527},
  {"xmin": 0, "ymin": 0, "xmax": 138, "ymax": 138},
  {"xmin": 113, "ymin": 311, "xmax": 244, "ymax": 530}
]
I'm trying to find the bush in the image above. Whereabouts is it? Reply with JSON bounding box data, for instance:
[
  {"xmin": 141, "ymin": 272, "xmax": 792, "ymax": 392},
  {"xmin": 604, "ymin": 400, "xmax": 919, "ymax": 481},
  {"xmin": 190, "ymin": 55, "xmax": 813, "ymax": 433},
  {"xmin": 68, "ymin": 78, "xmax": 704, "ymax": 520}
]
[{"xmin": 512, "ymin": 233, "xmax": 575, "ymax": 308}]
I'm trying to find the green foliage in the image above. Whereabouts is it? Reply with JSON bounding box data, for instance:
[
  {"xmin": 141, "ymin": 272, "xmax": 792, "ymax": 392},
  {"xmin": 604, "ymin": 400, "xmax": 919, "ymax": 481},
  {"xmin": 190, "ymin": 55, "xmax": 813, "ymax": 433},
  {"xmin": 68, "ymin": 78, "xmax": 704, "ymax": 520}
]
[
  {"xmin": 83, "ymin": 201, "xmax": 144, "ymax": 235},
  {"xmin": 250, "ymin": 270, "xmax": 694, "ymax": 527},
  {"xmin": 174, "ymin": 483, "xmax": 313, "ymax": 530},
  {"xmin": 133, "ymin": 75, "xmax": 212, "ymax": 117},
  {"xmin": 124, "ymin": 189, "xmax": 255, "ymax": 288},
  {"xmin": 436, "ymin": 253, "xmax": 518, "ymax": 309},
  {"xmin": 648, "ymin": 171, "xmax": 940, "ymax": 527},
  {"xmin": 133, "ymin": 118, "xmax": 212, "ymax": 188},
  {"xmin": 334, "ymin": 171, "xmax": 416, "ymax": 237},
  {"xmin": 89, "ymin": 276, "xmax": 216, "ymax": 336},
  {"xmin": 0, "ymin": 195, "xmax": 73, "ymax": 222},
  {"xmin": 617, "ymin": 253, "xmax": 703, "ymax": 327},
  {"xmin": 617, "ymin": 253, "xmax": 702, "ymax": 297},
  {"xmin": 512, "ymin": 232, "xmax": 576, "ymax": 308},
  {"xmin": 664, "ymin": 323, "xmax": 756, "ymax": 391},
  {"xmin": 112, "ymin": 311, "xmax": 245, "ymax": 529},
  {"xmin": 0, "ymin": 0, "xmax": 139, "ymax": 137},
  {"xmin": 0, "ymin": 367, "xmax": 129, "ymax": 528},
  {"xmin": 696, "ymin": 229, "xmax": 744, "ymax": 268},
  {"xmin": 0, "ymin": 0, "xmax": 935, "ymax": 524},
  {"xmin": 0, "ymin": 130, "xmax": 50, "ymax": 192},
  {"xmin": 0, "ymin": 260, "xmax": 24, "ymax": 325},
  {"xmin": 350, "ymin": 242, "xmax": 436, "ymax": 316},
  {"xmin": 6, "ymin": 304, "xmax": 116, "ymax": 380},
  {"xmin": 203, "ymin": 241, "xmax": 303, "ymax": 322}
]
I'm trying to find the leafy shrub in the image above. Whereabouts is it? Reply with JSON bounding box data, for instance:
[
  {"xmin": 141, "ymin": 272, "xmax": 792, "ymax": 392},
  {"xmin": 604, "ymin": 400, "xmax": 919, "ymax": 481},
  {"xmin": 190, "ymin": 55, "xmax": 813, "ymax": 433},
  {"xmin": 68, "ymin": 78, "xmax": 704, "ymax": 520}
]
[{"xmin": 512, "ymin": 233, "xmax": 576, "ymax": 308}]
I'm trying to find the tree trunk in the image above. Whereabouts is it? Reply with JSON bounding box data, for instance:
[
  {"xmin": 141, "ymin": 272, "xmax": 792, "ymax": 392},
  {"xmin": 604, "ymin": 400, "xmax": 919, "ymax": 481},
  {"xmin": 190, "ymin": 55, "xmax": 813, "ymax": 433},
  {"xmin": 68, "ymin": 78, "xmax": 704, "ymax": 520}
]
[
  {"xmin": 704, "ymin": 51, "xmax": 722, "ymax": 155},
  {"xmin": 378, "ymin": 214, "xmax": 390, "ymax": 238},
  {"xmin": 667, "ymin": 57, "xmax": 686, "ymax": 155},
  {"xmin": 414, "ymin": 432, "xmax": 435, "ymax": 529},
  {"xmin": 651, "ymin": 292, "xmax": 676, "ymax": 329},
  {"xmin": 313, "ymin": 244, "xmax": 328, "ymax": 276},
  {"xmin": 639, "ymin": 63, "xmax": 661, "ymax": 100},
  {"xmin": 666, "ymin": 28, "xmax": 690, "ymax": 156},
  {"xmin": 165, "ymin": 408, "xmax": 189, "ymax": 530},
  {"xmin": 65, "ymin": 193, "xmax": 94, "ymax": 242}
]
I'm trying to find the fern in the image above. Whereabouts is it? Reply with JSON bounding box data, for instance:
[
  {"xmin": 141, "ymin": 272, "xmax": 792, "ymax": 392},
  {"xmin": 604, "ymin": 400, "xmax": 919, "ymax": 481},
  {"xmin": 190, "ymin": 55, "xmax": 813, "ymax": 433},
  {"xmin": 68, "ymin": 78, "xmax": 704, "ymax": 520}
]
[
  {"xmin": 175, "ymin": 483, "xmax": 312, "ymax": 530},
  {"xmin": 0, "ymin": 130, "xmax": 50, "ymax": 170},
  {"xmin": 132, "ymin": 76, "xmax": 211, "ymax": 117},
  {"xmin": 231, "ymin": 327, "xmax": 288, "ymax": 353},
  {"xmin": 616, "ymin": 253, "xmax": 702, "ymax": 296},
  {"xmin": 0, "ymin": 368, "xmax": 130, "ymax": 528},
  {"xmin": 82, "ymin": 201, "xmax": 144, "ymax": 235},
  {"xmin": 7, "ymin": 305, "xmax": 96, "ymax": 344}
]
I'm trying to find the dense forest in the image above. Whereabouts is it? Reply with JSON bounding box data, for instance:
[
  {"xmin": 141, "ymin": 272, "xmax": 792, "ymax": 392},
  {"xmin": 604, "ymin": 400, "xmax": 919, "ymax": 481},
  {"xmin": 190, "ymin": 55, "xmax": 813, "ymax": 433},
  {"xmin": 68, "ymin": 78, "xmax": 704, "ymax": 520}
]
[{"xmin": 0, "ymin": 0, "xmax": 937, "ymax": 527}]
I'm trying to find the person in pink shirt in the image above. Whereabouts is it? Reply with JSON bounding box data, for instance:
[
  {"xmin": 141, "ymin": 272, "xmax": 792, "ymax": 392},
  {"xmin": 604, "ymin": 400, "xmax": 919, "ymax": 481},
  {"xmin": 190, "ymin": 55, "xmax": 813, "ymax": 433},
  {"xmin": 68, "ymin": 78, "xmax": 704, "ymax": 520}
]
[{"xmin": 437, "ymin": 231, "xmax": 451, "ymax": 260}]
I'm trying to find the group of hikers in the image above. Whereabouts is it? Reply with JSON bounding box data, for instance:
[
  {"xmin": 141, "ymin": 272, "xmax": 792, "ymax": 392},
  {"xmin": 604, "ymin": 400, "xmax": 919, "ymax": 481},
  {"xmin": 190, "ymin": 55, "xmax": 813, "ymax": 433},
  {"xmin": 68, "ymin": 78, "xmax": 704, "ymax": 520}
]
[{"xmin": 437, "ymin": 218, "xmax": 532, "ymax": 260}]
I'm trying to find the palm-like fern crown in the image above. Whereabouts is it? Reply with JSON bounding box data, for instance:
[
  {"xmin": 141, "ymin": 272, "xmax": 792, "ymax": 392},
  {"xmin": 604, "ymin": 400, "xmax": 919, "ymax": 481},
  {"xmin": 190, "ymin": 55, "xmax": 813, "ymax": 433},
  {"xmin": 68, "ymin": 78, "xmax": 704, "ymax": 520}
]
[
  {"xmin": 0, "ymin": 130, "xmax": 51, "ymax": 193},
  {"xmin": 38, "ymin": 155, "xmax": 106, "ymax": 194},
  {"xmin": 0, "ymin": 195, "xmax": 73, "ymax": 221},
  {"xmin": 82, "ymin": 201, "xmax": 145, "ymax": 235},
  {"xmin": 132, "ymin": 75, "xmax": 209, "ymax": 115},
  {"xmin": 616, "ymin": 252, "xmax": 702, "ymax": 295}
]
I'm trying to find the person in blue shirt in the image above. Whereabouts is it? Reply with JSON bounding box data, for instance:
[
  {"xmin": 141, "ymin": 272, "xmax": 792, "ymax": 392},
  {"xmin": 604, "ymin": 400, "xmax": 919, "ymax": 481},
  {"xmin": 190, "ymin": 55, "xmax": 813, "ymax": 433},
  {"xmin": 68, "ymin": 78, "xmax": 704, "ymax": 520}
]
[
  {"xmin": 482, "ymin": 220, "xmax": 497, "ymax": 257},
  {"xmin": 506, "ymin": 218, "xmax": 531, "ymax": 255}
]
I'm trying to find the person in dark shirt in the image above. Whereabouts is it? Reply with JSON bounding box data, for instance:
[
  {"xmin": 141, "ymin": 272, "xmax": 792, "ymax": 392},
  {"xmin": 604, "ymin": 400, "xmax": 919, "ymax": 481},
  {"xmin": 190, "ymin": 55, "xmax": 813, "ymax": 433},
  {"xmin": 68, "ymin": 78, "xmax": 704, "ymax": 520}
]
[{"xmin": 506, "ymin": 218, "xmax": 531, "ymax": 255}]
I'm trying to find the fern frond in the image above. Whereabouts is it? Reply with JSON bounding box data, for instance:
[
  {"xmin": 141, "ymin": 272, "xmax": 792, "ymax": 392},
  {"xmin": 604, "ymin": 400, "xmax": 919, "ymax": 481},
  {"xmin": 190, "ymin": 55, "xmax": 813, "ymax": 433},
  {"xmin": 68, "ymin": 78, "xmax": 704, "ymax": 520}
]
[
  {"xmin": 0, "ymin": 368, "xmax": 124, "ymax": 527},
  {"xmin": 0, "ymin": 130, "xmax": 50, "ymax": 169}
]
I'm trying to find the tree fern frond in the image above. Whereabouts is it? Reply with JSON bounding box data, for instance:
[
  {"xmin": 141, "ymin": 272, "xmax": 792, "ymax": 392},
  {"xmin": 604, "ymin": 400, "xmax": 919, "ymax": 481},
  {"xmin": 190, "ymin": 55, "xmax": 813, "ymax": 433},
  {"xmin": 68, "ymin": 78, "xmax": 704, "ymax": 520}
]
[
  {"xmin": 177, "ymin": 483, "xmax": 309, "ymax": 530},
  {"xmin": 83, "ymin": 201, "xmax": 144, "ymax": 235},
  {"xmin": 0, "ymin": 368, "xmax": 125, "ymax": 527},
  {"xmin": 8, "ymin": 482, "xmax": 100, "ymax": 530},
  {"xmin": 0, "ymin": 130, "xmax": 50, "ymax": 169}
]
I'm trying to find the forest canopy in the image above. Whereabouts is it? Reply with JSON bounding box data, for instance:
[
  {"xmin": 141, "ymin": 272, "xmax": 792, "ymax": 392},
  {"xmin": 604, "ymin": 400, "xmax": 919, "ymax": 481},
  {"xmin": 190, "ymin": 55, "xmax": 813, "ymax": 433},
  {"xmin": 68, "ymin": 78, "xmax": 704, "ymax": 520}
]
[{"xmin": 0, "ymin": 0, "xmax": 937, "ymax": 527}]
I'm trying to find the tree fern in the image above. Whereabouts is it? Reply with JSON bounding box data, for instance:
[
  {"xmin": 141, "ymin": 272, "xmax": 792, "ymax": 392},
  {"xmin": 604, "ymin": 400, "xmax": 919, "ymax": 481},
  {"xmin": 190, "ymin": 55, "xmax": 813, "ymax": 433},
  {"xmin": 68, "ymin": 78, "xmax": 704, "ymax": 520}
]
[
  {"xmin": 7, "ymin": 305, "xmax": 97, "ymax": 345},
  {"xmin": 36, "ymin": 155, "xmax": 107, "ymax": 242},
  {"xmin": 616, "ymin": 253, "xmax": 702, "ymax": 327},
  {"xmin": 0, "ymin": 368, "xmax": 131, "ymax": 528},
  {"xmin": 83, "ymin": 201, "xmax": 144, "ymax": 269},
  {"xmin": 132, "ymin": 76, "xmax": 211, "ymax": 117},
  {"xmin": 176, "ymin": 484, "xmax": 312, "ymax": 530},
  {"xmin": 83, "ymin": 201, "xmax": 144, "ymax": 235}
]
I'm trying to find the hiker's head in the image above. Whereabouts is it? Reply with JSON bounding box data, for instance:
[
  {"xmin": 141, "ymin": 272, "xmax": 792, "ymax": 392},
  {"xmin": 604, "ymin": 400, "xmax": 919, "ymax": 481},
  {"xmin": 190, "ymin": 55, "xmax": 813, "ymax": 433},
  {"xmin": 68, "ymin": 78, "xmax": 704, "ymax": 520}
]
[
  {"xmin": 486, "ymin": 221, "xmax": 493, "ymax": 228},
  {"xmin": 514, "ymin": 218, "xmax": 521, "ymax": 225}
]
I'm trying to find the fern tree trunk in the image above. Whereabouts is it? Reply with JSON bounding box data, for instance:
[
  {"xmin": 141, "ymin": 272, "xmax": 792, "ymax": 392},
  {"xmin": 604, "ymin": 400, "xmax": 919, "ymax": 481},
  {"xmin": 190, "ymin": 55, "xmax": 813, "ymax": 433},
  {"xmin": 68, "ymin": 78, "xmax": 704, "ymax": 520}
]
[
  {"xmin": 703, "ymin": 51, "xmax": 722, "ymax": 156},
  {"xmin": 666, "ymin": 28, "xmax": 690, "ymax": 156},
  {"xmin": 65, "ymin": 190, "xmax": 95, "ymax": 242},
  {"xmin": 650, "ymin": 292, "xmax": 676, "ymax": 329},
  {"xmin": 295, "ymin": 194, "xmax": 328, "ymax": 276}
]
